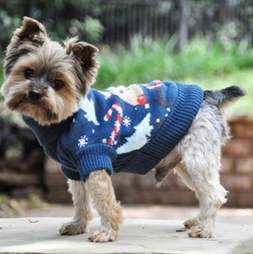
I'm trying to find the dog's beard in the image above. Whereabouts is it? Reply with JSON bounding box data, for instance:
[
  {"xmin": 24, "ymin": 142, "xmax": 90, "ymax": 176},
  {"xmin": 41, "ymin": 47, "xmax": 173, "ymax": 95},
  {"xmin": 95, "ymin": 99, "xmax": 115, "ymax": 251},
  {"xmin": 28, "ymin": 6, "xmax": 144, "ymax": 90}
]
[
  {"xmin": 4, "ymin": 83, "xmax": 27, "ymax": 110},
  {"xmin": 3, "ymin": 79, "xmax": 78, "ymax": 125},
  {"xmin": 4, "ymin": 82, "xmax": 57, "ymax": 123},
  {"xmin": 19, "ymin": 96, "xmax": 59, "ymax": 123},
  {"xmin": 2, "ymin": 73, "xmax": 29, "ymax": 110}
]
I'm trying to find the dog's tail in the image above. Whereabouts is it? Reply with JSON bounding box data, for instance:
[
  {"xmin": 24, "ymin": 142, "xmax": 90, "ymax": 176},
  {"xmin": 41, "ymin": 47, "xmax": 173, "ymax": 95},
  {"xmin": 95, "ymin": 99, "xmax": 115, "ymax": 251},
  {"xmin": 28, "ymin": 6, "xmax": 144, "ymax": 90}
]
[{"xmin": 204, "ymin": 86, "xmax": 246, "ymax": 107}]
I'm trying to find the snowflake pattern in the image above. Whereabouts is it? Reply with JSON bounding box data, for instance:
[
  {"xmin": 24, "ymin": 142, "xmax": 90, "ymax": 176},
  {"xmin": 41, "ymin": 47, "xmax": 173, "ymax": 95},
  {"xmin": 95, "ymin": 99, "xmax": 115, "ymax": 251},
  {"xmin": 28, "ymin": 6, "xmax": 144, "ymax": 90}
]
[
  {"xmin": 123, "ymin": 116, "xmax": 131, "ymax": 127},
  {"xmin": 78, "ymin": 135, "xmax": 88, "ymax": 148}
]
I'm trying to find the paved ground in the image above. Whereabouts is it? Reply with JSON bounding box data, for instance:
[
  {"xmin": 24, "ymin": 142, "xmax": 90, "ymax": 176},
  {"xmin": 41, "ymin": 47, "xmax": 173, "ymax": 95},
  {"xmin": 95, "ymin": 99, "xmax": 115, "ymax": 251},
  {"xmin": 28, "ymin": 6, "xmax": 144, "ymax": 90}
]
[
  {"xmin": 0, "ymin": 206, "xmax": 252, "ymax": 253},
  {"xmin": 0, "ymin": 217, "xmax": 253, "ymax": 254},
  {"xmin": 26, "ymin": 205, "xmax": 253, "ymax": 225}
]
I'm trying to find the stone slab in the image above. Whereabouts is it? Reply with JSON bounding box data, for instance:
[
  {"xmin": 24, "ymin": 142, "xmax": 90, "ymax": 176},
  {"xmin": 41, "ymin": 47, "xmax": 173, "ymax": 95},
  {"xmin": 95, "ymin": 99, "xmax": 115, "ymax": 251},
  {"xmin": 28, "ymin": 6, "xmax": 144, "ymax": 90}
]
[{"xmin": 0, "ymin": 218, "xmax": 252, "ymax": 254}]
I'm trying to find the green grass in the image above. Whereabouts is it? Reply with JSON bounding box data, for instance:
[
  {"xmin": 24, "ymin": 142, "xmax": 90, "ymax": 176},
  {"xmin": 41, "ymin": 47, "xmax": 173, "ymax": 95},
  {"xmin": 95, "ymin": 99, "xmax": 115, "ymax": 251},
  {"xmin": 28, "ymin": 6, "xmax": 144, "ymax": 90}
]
[
  {"xmin": 0, "ymin": 38, "xmax": 252, "ymax": 115},
  {"xmin": 183, "ymin": 70, "xmax": 252, "ymax": 117},
  {"xmin": 96, "ymin": 38, "xmax": 253, "ymax": 87},
  {"xmin": 95, "ymin": 38, "xmax": 252, "ymax": 115}
]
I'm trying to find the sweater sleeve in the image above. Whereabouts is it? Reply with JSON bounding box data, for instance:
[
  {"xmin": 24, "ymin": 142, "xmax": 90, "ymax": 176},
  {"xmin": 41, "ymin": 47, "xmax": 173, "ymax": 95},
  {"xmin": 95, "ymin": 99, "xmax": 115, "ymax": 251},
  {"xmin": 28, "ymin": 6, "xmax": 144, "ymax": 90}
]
[{"xmin": 76, "ymin": 144, "xmax": 117, "ymax": 180}]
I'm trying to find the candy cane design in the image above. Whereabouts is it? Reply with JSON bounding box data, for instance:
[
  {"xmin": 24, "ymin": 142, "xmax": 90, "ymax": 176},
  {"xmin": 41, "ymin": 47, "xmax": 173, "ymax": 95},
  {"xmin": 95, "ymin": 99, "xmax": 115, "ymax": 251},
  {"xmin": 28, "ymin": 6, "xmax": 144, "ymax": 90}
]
[{"xmin": 104, "ymin": 102, "xmax": 123, "ymax": 145}]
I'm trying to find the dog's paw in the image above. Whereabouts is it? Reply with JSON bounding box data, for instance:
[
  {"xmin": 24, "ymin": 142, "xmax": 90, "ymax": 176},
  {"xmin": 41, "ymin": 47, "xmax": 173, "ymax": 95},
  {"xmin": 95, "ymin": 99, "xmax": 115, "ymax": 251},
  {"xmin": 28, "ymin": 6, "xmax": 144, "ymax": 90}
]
[
  {"xmin": 88, "ymin": 229, "xmax": 117, "ymax": 242},
  {"xmin": 188, "ymin": 224, "xmax": 213, "ymax": 238},
  {"xmin": 184, "ymin": 217, "xmax": 200, "ymax": 229},
  {"xmin": 59, "ymin": 220, "xmax": 87, "ymax": 235}
]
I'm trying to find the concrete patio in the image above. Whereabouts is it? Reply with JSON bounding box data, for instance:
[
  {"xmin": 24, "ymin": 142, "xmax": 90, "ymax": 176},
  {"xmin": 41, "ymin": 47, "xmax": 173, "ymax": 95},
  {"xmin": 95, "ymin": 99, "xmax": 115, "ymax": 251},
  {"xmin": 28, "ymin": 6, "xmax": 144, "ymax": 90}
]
[
  {"xmin": 26, "ymin": 205, "xmax": 253, "ymax": 225},
  {"xmin": 0, "ymin": 216, "xmax": 253, "ymax": 254}
]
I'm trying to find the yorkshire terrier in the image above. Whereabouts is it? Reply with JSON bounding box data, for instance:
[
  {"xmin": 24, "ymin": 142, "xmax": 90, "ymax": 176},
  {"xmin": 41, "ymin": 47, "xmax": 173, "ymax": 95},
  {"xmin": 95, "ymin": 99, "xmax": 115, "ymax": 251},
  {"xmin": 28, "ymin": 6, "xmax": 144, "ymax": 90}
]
[{"xmin": 2, "ymin": 17, "xmax": 245, "ymax": 242}]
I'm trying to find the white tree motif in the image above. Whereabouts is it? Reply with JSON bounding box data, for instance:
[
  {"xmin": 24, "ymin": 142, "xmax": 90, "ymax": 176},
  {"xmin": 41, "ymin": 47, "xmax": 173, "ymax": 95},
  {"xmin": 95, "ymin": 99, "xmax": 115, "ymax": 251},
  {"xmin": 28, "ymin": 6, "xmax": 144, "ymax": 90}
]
[
  {"xmin": 117, "ymin": 113, "xmax": 153, "ymax": 154},
  {"xmin": 98, "ymin": 90, "xmax": 112, "ymax": 99},
  {"xmin": 79, "ymin": 96, "xmax": 99, "ymax": 125}
]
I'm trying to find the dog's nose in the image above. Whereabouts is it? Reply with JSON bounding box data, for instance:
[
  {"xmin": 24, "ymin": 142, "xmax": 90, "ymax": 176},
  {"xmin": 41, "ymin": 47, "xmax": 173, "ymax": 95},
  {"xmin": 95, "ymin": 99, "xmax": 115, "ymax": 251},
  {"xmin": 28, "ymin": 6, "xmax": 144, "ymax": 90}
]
[{"xmin": 28, "ymin": 91, "xmax": 42, "ymax": 102}]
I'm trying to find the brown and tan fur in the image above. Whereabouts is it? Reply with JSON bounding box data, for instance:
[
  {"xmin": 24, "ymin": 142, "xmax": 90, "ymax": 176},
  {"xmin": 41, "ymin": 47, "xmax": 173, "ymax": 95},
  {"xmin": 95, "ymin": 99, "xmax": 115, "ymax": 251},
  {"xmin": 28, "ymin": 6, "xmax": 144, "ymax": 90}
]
[
  {"xmin": 2, "ymin": 17, "xmax": 122, "ymax": 242},
  {"xmin": 2, "ymin": 17, "xmax": 245, "ymax": 242},
  {"xmin": 2, "ymin": 17, "xmax": 97, "ymax": 125}
]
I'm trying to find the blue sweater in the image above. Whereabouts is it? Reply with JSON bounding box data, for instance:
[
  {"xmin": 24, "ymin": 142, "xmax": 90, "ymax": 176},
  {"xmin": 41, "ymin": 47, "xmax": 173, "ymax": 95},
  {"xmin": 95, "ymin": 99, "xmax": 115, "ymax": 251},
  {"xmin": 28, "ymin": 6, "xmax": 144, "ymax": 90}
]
[{"xmin": 23, "ymin": 80, "xmax": 204, "ymax": 180}]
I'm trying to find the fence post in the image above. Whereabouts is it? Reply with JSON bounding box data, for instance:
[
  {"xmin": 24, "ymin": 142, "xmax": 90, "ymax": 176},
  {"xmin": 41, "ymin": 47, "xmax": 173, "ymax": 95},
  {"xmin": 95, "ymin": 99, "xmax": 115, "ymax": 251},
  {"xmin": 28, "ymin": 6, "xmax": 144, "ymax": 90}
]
[{"xmin": 179, "ymin": 0, "xmax": 189, "ymax": 50}]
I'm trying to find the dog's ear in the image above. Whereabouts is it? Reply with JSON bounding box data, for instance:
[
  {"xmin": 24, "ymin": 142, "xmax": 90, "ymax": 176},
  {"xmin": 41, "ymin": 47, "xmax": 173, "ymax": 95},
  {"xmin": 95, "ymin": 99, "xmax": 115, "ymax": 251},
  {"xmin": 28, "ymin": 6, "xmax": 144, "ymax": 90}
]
[
  {"xmin": 65, "ymin": 37, "xmax": 99, "ymax": 94},
  {"xmin": 4, "ymin": 17, "xmax": 48, "ymax": 75},
  {"xmin": 16, "ymin": 16, "xmax": 47, "ymax": 44}
]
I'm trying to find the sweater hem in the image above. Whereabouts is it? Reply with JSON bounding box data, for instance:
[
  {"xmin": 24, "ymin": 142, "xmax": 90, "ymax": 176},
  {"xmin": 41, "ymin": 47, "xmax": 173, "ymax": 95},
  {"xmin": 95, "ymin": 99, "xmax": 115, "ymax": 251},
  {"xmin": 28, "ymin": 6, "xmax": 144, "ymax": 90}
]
[
  {"xmin": 116, "ymin": 84, "xmax": 204, "ymax": 174},
  {"xmin": 76, "ymin": 144, "xmax": 116, "ymax": 179}
]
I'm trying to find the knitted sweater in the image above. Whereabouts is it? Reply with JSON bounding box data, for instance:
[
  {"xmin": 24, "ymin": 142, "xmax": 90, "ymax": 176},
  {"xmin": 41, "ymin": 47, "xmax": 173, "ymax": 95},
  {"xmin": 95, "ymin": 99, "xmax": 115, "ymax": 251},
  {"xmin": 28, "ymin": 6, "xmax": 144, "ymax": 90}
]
[{"xmin": 23, "ymin": 80, "xmax": 204, "ymax": 180}]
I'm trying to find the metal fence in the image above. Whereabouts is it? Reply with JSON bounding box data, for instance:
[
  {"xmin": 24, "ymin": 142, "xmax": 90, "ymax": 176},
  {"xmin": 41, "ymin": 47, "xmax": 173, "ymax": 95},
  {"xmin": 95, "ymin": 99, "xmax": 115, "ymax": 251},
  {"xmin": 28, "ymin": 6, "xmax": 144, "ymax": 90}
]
[
  {"xmin": 1, "ymin": 0, "xmax": 252, "ymax": 48},
  {"xmin": 77, "ymin": 0, "xmax": 253, "ymax": 46}
]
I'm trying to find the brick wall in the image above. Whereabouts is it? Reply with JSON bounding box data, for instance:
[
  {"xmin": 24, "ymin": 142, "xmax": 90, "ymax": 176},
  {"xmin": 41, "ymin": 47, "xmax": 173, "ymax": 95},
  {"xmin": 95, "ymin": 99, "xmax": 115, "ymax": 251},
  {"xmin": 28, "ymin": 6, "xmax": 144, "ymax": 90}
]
[
  {"xmin": 222, "ymin": 117, "xmax": 253, "ymax": 207},
  {"xmin": 45, "ymin": 117, "xmax": 253, "ymax": 207}
]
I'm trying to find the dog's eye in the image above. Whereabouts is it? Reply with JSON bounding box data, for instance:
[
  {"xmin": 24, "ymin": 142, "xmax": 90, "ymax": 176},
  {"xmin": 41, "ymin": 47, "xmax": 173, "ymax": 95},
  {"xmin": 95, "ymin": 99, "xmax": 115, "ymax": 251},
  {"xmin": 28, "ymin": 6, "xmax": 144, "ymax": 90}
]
[
  {"xmin": 24, "ymin": 68, "xmax": 34, "ymax": 79},
  {"xmin": 53, "ymin": 79, "xmax": 64, "ymax": 90}
]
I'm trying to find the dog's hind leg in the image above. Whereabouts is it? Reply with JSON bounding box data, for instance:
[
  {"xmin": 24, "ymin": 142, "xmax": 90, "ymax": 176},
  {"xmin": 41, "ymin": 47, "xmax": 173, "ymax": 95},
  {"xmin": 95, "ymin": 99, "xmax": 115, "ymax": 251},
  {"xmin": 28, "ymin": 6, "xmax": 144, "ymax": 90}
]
[
  {"xmin": 174, "ymin": 164, "xmax": 201, "ymax": 229},
  {"xmin": 59, "ymin": 179, "xmax": 92, "ymax": 235},
  {"xmin": 180, "ymin": 157, "xmax": 227, "ymax": 238},
  {"xmin": 176, "ymin": 103, "xmax": 228, "ymax": 238},
  {"xmin": 86, "ymin": 170, "xmax": 123, "ymax": 242}
]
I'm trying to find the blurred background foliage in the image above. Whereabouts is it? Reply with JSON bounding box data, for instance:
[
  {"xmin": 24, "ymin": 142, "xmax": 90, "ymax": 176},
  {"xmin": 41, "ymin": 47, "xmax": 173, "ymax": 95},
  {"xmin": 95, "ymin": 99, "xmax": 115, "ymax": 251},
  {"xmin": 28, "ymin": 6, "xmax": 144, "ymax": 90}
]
[
  {"xmin": 0, "ymin": 194, "xmax": 49, "ymax": 217},
  {"xmin": 0, "ymin": 0, "xmax": 252, "ymax": 114},
  {"xmin": 0, "ymin": 0, "xmax": 252, "ymax": 213}
]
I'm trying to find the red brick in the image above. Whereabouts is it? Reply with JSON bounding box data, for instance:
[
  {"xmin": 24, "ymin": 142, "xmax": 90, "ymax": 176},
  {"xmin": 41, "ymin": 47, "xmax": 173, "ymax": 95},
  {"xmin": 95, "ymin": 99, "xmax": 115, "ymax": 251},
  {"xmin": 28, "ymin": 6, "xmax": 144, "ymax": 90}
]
[
  {"xmin": 232, "ymin": 122, "xmax": 253, "ymax": 138},
  {"xmin": 221, "ymin": 157, "xmax": 234, "ymax": 173},
  {"xmin": 46, "ymin": 189, "xmax": 71, "ymax": 204},
  {"xmin": 45, "ymin": 171, "xmax": 67, "ymax": 188},
  {"xmin": 112, "ymin": 173, "xmax": 138, "ymax": 188},
  {"xmin": 222, "ymin": 175, "xmax": 253, "ymax": 191},
  {"xmin": 238, "ymin": 192, "xmax": 253, "ymax": 207},
  {"xmin": 224, "ymin": 192, "xmax": 238, "ymax": 207},
  {"xmin": 164, "ymin": 190, "xmax": 197, "ymax": 205},
  {"xmin": 116, "ymin": 189, "xmax": 197, "ymax": 205},
  {"xmin": 229, "ymin": 117, "xmax": 253, "ymax": 126},
  {"xmin": 116, "ymin": 190, "xmax": 158, "ymax": 204},
  {"xmin": 223, "ymin": 139, "xmax": 252, "ymax": 157},
  {"xmin": 134, "ymin": 172, "xmax": 157, "ymax": 190},
  {"xmin": 11, "ymin": 187, "xmax": 43, "ymax": 199},
  {"xmin": 235, "ymin": 158, "xmax": 253, "ymax": 174}
]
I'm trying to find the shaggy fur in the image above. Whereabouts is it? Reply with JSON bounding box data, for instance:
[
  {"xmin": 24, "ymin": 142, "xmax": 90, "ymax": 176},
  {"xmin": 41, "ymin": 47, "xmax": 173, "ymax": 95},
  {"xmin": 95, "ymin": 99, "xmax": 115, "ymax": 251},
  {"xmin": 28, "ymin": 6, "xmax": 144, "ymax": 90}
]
[
  {"xmin": 1, "ymin": 17, "xmax": 245, "ymax": 242},
  {"xmin": 156, "ymin": 100, "xmax": 229, "ymax": 237},
  {"xmin": 2, "ymin": 17, "xmax": 98, "ymax": 125}
]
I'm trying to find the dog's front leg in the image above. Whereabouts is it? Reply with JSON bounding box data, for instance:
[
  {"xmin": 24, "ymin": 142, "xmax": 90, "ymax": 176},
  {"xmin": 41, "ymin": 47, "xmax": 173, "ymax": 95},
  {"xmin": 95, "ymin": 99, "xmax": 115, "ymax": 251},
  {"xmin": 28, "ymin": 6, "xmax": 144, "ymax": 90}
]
[
  {"xmin": 59, "ymin": 179, "xmax": 92, "ymax": 235},
  {"xmin": 86, "ymin": 170, "xmax": 123, "ymax": 242}
]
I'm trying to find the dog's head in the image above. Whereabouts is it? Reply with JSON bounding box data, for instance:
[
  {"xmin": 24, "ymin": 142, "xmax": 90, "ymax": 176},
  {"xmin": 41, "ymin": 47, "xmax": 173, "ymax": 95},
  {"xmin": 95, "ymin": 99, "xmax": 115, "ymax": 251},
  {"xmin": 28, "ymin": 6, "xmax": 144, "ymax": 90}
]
[{"xmin": 1, "ymin": 17, "xmax": 98, "ymax": 125}]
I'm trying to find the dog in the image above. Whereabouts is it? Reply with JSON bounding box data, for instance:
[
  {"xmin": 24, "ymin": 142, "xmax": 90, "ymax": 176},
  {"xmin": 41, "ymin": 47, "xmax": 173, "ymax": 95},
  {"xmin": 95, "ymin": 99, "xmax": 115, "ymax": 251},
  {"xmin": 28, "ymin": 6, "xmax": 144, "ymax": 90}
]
[{"xmin": 1, "ymin": 17, "xmax": 245, "ymax": 242}]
